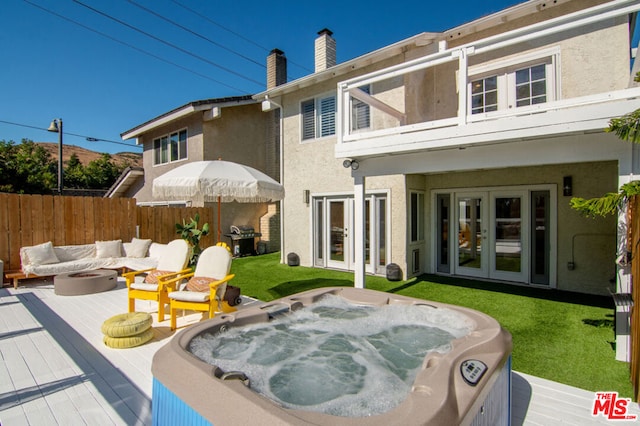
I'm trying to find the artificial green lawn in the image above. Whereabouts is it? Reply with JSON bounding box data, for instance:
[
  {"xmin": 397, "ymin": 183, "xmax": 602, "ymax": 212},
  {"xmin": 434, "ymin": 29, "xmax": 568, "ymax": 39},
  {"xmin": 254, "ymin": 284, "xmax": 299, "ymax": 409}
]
[{"xmin": 230, "ymin": 252, "xmax": 633, "ymax": 398}]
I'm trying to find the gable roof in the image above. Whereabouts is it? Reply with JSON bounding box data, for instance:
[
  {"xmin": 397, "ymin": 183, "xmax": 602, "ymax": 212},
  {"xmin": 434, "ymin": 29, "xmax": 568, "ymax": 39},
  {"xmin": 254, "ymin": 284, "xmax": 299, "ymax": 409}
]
[{"xmin": 121, "ymin": 95, "xmax": 255, "ymax": 141}]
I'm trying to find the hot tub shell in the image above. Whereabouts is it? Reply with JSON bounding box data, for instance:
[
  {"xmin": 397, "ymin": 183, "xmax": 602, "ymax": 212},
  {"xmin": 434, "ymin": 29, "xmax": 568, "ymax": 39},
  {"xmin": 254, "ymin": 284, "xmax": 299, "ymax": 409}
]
[{"xmin": 152, "ymin": 287, "xmax": 512, "ymax": 425}]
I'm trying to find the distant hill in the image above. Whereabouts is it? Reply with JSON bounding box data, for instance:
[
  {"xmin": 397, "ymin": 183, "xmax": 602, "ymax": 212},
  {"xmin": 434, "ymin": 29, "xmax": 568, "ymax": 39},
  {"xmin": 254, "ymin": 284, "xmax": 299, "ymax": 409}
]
[{"xmin": 37, "ymin": 142, "xmax": 142, "ymax": 168}]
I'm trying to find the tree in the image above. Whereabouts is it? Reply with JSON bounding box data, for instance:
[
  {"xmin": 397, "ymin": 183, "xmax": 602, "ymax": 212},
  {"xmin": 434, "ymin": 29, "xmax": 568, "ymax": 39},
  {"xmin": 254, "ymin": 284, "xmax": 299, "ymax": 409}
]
[
  {"xmin": 85, "ymin": 153, "xmax": 121, "ymax": 189},
  {"xmin": 570, "ymin": 73, "xmax": 640, "ymax": 217},
  {"xmin": 64, "ymin": 153, "xmax": 87, "ymax": 188},
  {"xmin": 0, "ymin": 139, "xmax": 130, "ymax": 193},
  {"xmin": 0, "ymin": 139, "xmax": 56, "ymax": 193}
]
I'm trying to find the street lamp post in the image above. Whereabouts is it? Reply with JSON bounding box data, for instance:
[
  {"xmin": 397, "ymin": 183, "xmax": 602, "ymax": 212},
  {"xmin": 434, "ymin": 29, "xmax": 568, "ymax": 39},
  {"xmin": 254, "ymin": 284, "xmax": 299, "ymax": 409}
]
[{"xmin": 47, "ymin": 118, "xmax": 63, "ymax": 194}]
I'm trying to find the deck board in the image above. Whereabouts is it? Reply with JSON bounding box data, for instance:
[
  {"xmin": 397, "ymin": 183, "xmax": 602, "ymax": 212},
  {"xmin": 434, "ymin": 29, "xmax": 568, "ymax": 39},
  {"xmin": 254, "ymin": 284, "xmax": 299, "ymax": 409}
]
[{"xmin": 1, "ymin": 278, "xmax": 638, "ymax": 425}]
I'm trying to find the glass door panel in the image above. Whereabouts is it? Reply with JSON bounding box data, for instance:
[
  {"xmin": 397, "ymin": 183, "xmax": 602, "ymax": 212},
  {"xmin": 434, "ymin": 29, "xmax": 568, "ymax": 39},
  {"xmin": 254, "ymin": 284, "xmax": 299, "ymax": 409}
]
[
  {"xmin": 329, "ymin": 200, "xmax": 346, "ymax": 263},
  {"xmin": 313, "ymin": 198, "xmax": 324, "ymax": 266},
  {"xmin": 494, "ymin": 197, "xmax": 521, "ymax": 273},
  {"xmin": 531, "ymin": 191, "xmax": 550, "ymax": 285},
  {"xmin": 437, "ymin": 194, "xmax": 450, "ymax": 273},
  {"xmin": 456, "ymin": 194, "xmax": 488, "ymax": 278},
  {"xmin": 490, "ymin": 192, "xmax": 528, "ymax": 283},
  {"xmin": 377, "ymin": 198, "xmax": 386, "ymax": 269}
]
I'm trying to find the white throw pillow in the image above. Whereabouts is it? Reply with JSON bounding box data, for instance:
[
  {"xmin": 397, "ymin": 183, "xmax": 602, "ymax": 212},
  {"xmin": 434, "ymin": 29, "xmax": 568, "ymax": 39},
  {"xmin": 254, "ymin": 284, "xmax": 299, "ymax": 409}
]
[
  {"xmin": 123, "ymin": 238, "xmax": 152, "ymax": 258},
  {"xmin": 96, "ymin": 240, "xmax": 123, "ymax": 258},
  {"xmin": 23, "ymin": 241, "xmax": 60, "ymax": 265}
]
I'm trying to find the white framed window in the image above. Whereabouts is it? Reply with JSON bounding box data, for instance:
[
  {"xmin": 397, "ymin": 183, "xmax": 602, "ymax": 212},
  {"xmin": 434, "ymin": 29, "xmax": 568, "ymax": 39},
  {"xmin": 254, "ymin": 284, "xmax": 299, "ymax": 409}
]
[
  {"xmin": 468, "ymin": 49, "xmax": 558, "ymax": 114},
  {"xmin": 154, "ymin": 129, "xmax": 187, "ymax": 165},
  {"xmin": 471, "ymin": 76, "xmax": 498, "ymax": 114},
  {"xmin": 301, "ymin": 94, "xmax": 336, "ymax": 140}
]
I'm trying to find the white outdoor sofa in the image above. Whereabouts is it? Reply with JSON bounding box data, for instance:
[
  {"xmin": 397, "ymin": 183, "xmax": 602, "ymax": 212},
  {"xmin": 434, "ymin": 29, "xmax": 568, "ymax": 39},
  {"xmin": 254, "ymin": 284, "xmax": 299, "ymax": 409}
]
[{"xmin": 8, "ymin": 238, "xmax": 165, "ymax": 289}]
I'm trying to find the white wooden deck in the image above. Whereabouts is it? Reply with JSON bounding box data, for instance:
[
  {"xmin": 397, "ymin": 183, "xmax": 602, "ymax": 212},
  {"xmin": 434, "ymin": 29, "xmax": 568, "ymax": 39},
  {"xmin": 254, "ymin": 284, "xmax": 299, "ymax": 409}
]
[{"xmin": 0, "ymin": 278, "xmax": 638, "ymax": 425}]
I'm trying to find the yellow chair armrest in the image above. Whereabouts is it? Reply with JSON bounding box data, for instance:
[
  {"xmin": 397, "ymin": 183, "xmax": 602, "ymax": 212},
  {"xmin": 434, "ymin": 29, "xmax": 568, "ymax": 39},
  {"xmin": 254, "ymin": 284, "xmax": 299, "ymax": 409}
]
[
  {"xmin": 122, "ymin": 268, "xmax": 154, "ymax": 279},
  {"xmin": 161, "ymin": 271, "xmax": 195, "ymax": 291},
  {"xmin": 156, "ymin": 268, "xmax": 191, "ymax": 281},
  {"xmin": 208, "ymin": 274, "xmax": 235, "ymax": 291}
]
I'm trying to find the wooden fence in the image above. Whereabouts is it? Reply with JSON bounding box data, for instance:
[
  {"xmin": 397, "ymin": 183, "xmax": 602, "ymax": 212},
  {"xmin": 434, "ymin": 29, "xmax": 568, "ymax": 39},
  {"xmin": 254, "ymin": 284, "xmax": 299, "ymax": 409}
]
[{"xmin": 0, "ymin": 193, "xmax": 213, "ymax": 273}]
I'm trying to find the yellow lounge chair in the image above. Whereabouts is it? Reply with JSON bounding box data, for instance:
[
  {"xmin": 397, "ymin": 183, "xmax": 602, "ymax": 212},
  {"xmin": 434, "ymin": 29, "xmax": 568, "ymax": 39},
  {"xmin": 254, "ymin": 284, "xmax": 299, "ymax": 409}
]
[
  {"xmin": 166, "ymin": 244, "xmax": 236, "ymax": 330},
  {"xmin": 123, "ymin": 239, "xmax": 191, "ymax": 322}
]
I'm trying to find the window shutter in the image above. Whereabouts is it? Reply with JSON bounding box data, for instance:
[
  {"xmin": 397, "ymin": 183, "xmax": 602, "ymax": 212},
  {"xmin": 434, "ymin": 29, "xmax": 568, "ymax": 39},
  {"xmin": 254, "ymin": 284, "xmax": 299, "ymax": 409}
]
[
  {"xmin": 319, "ymin": 96, "xmax": 336, "ymax": 137},
  {"xmin": 301, "ymin": 99, "xmax": 315, "ymax": 140}
]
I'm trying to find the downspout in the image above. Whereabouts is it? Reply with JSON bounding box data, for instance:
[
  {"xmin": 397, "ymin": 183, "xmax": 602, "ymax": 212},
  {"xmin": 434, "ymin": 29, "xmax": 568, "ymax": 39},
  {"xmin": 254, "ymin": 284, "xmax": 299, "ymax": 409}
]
[{"xmin": 263, "ymin": 95, "xmax": 285, "ymax": 265}]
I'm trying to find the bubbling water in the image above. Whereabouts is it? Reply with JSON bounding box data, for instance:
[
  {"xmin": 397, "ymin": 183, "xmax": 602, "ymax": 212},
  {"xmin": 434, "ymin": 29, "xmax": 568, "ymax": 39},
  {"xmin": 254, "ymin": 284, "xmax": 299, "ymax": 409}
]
[{"xmin": 189, "ymin": 294, "xmax": 473, "ymax": 417}]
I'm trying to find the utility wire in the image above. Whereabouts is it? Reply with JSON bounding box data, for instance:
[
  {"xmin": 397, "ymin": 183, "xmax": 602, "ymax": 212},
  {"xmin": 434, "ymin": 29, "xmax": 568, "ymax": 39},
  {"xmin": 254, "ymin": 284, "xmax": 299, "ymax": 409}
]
[
  {"xmin": 22, "ymin": 0, "xmax": 248, "ymax": 93},
  {"xmin": 71, "ymin": 0, "xmax": 265, "ymax": 88},
  {"xmin": 0, "ymin": 119, "xmax": 141, "ymax": 149},
  {"xmin": 170, "ymin": 0, "xmax": 313, "ymax": 75},
  {"xmin": 127, "ymin": 0, "xmax": 266, "ymax": 70}
]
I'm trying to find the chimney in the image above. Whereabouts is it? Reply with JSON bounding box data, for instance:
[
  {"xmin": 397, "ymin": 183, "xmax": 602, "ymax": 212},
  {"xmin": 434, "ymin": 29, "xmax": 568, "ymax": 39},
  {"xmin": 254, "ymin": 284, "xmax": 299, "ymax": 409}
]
[
  {"xmin": 315, "ymin": 28, "xmax": 336, "ymax": 72},
  {"xmin": 267, "ymin": 48, "xmax": 287, "ymax": 89}
]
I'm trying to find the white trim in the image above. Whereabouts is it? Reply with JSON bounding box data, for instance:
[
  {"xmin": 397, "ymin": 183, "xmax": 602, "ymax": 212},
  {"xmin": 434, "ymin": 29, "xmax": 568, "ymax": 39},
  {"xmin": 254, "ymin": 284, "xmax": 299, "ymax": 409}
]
[{"xmin": 468, "ymin": 46, "xmax": 561, "ymax": 76}]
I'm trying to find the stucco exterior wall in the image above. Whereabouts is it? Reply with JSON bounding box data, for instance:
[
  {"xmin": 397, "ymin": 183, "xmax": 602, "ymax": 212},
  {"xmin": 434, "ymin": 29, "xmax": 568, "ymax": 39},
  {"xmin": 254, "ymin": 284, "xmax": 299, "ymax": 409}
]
[
  {"xmin": 398, "ymin": 12, "xmax": 631, "ymax": 127},
  {"xmin": 279, "ymin": 77, "xmax": 409, "ymax": 269},
  {"xmin": 423, "ymin": 160, "xmax": 618, "ymax": 295},
  {"xmin": 133, "ymin": 114, "xmax": 204, "ymax": 203},
  {"xmin": 131, "ymin": 102, "xmax": 271, "ymax": 206},
  {"xmin": 202, "ymin": 103, "xmax": 271, "ymax": 176}
]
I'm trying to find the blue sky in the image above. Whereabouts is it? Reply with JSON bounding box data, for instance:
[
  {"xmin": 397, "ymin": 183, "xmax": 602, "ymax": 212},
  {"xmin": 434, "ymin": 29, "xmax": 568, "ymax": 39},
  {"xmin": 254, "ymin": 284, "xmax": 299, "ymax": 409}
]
[{"xmin": 1, "ymin": 0, "xmax": 522, "ymax": 154}]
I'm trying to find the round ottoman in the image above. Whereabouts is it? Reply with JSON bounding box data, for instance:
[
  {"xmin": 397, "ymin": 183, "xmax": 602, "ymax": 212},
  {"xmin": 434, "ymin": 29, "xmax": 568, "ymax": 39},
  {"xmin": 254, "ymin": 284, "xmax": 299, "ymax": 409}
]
[
  {"xmin": 54, "ymin": 269, "xmax": 117, "ymax": 296},
  {"xmin": 102, "ymin": 312, "xmax": 153, "ymax": 349}
]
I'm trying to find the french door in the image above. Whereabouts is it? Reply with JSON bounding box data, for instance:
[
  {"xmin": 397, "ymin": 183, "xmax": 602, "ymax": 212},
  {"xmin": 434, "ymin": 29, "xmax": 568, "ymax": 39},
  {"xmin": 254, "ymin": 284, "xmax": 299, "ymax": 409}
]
[
  {"xmin": 313, "ymin": 194, "xmax": 388, "ymax": 274},
  {"xmin": 438, "ymin": 187, "xmax": 553, "ymax": 285}
]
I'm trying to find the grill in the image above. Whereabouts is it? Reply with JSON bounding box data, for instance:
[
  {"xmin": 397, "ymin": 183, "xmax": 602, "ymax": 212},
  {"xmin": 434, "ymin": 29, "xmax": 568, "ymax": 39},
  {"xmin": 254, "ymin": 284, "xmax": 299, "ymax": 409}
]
[{"xmin": 224, "ymin": 225, "xmax": 261, "ymax": 257}]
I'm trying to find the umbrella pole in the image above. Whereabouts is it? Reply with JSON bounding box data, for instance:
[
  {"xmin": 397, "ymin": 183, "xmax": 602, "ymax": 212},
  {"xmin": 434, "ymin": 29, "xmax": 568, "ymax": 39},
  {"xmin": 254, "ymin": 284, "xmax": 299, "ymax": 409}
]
[{"xmin": 217, "ymin": 195, "xmax": 222, "ymax": 243}]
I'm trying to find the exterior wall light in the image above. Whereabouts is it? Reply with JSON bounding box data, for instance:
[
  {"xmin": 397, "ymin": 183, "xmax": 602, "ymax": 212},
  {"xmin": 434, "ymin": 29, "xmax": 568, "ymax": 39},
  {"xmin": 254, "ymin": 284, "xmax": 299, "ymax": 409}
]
[{"xmin": 343, "ymin": 159, "xmax": 359, "ymax": 170}]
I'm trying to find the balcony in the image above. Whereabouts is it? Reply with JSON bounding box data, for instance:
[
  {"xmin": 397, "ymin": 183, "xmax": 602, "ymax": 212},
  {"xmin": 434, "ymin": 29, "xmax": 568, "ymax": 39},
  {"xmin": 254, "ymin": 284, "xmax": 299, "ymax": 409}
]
[{"xmin": 335, "ymin": 0, "xmax": 640, "ymax": 160}]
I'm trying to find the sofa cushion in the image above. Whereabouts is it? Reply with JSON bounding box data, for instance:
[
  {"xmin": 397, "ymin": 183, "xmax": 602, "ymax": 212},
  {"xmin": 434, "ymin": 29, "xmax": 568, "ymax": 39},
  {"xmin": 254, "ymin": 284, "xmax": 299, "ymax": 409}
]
[
  {"xmin": 123, "ymin": 238, "xmax": 152, "ymax": 258},
  {"xmin": 96, "ymin": 240, "xmax": 123, "ymax": 258},
  {"xmin": 22, "ymin": 241, "xmax": 59, "ymax": 266},
  {"xmin": 54, "ymin": 244, "xmax": 96, "ymax": 262}
]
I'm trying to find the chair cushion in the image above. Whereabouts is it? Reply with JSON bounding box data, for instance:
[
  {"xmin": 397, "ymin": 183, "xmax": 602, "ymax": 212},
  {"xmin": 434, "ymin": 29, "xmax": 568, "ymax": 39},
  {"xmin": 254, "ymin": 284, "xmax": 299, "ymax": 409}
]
[
  {"xmin": 96, "ymin": 240, "xmax": 123, "ymax": 258},
  {"xmin": 169, "ymin": 291, "xmax": 210, "ymax": 302},
  {"xmin": 123, "ymin": 238, "xmax": 152, "ymax": 258},
  {"xmin": 130, "ymin": 283, "xmax": 159, "ymax": 291},
  {"xmin": 22, "ymin": 241, "xmax": 60, "ymax": 265},
  {"xmin": 186, "ymin": 276, "xmax": 215, "ymax": 293},
  {"xmin": 144, "ymin": 270, "xmax": 172, "ymax": 284}
]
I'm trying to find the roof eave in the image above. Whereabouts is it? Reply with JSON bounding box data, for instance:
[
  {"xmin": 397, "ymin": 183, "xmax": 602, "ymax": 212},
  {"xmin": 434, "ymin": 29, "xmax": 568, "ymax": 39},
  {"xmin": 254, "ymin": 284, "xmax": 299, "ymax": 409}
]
[{"xmin": 121, "ymin": 96, "xmax": 256, "ymax": 141}]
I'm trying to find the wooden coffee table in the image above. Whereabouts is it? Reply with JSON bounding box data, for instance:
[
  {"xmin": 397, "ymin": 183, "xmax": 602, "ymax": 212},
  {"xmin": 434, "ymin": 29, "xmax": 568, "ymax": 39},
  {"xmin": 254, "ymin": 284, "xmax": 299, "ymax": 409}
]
[{"xmin": 54, "ymin": 269, "xmax": 118, "ymax": 296}]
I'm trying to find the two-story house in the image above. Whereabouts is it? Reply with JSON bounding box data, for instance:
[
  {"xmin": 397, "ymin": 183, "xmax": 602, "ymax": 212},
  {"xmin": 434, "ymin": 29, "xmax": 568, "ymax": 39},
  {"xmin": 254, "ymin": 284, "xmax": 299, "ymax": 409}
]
[
  {"xmin": 116, "ymin": 94, "xmax": 282, "ymax": 252},
  {"xmin": 256, "ymin": 0, "xmax": 640, "ymax": 358}
]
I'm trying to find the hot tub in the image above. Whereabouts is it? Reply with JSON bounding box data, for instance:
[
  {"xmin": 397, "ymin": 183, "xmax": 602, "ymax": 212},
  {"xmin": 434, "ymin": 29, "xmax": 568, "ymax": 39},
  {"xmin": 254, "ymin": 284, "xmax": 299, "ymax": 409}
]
[{"xmin": 152, "ymin": 287, "xmax": 512, "ymax": 425}]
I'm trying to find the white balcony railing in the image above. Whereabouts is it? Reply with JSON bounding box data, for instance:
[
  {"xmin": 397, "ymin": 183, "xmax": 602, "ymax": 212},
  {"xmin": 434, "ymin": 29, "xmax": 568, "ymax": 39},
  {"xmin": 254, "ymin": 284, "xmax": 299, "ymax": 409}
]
[{"xmin": 336, "ymin": 0, "xmax": 640, "ymax": 155}]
